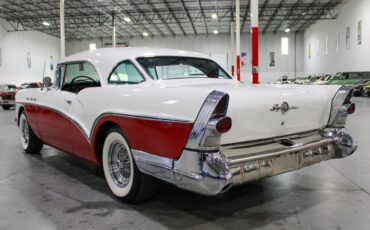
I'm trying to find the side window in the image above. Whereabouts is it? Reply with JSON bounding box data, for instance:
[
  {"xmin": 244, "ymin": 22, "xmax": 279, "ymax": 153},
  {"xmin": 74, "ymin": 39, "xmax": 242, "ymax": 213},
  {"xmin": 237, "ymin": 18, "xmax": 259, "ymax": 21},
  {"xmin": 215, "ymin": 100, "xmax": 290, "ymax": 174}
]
[
  {"xmin": 61, "ymin": 62, "xmax": 101, "ymax": 93},
  {"xmin": 108, "ymin": 61, "xmax": 145, "ymax": 84}
]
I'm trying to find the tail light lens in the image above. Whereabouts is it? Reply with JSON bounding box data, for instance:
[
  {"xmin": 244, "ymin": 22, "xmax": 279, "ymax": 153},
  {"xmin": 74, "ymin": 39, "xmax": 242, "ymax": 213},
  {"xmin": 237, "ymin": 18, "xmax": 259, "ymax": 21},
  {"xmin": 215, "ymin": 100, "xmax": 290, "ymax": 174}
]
[
  {"xmin": 215, "ymin": 117, "xmax": 232, "ymax": 133},
  {"xmin": 347, "ymin": 103, "xmax": 355, "ymax": 114}
]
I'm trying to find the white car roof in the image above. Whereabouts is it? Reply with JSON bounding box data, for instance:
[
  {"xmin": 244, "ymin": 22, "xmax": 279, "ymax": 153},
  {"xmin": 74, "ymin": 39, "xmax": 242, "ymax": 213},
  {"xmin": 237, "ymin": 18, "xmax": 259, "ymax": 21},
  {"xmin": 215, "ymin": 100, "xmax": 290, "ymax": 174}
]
[{"xmin": 61, "ymin": 47, "xmax": 211, "ymax": 84}]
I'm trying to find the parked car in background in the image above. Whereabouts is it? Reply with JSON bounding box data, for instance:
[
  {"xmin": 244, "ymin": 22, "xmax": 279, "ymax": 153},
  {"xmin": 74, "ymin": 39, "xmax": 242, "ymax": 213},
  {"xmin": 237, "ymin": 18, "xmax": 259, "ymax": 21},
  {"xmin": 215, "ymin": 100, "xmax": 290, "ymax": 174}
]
[
  {"xmin": 352, "ymin": 80, "xmax": 370, "ymax": 96},
  {"xmin": 0, "ymin": 84, "xmax": 17, "ymax": 110},
  {"xmin": 329, "ymin": 72, "xmax": 370, "ymax": 85},
  {"xmin": 20, "ymin": 82, "xmax": 43, "ymax": 89},
  {"xmin": 362, "ymin": 84, "xmax": 370, "ymax": 97},
  {"xmin": 15, "ymin": 48, "xmax": 357, "ymax": 203},
  {"xmin": 312, "ymin": 75, "xmax": 333, "ymax": 85}
]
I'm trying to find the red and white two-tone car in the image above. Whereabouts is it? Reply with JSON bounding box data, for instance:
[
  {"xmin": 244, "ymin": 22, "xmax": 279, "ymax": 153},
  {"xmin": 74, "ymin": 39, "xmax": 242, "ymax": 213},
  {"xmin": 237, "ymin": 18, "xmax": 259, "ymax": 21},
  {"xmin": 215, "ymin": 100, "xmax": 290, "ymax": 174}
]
[
  {"xmin": 0, "ymin": 84, "xmax": 17, "ymax": 110},
  {"xmin": 15, "ymin": 48, "xmax": 357, "ymax": 203}
]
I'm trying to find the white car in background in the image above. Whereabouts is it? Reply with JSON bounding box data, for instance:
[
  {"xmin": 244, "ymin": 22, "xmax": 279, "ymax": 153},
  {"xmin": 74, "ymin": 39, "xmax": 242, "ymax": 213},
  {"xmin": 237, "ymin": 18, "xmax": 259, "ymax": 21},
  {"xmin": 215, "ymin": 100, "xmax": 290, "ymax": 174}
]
[{"xmin": 15, "ymin": 47, "xmax": 357, "ymax": 203}]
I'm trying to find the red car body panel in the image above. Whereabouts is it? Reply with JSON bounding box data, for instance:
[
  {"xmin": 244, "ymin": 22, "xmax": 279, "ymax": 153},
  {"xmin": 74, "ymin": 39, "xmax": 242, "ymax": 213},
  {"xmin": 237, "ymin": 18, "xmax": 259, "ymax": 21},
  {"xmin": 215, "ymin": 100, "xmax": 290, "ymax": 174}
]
[{"xmin": 23, "ymin": 104, "xmax": 193, "ymax": 164}]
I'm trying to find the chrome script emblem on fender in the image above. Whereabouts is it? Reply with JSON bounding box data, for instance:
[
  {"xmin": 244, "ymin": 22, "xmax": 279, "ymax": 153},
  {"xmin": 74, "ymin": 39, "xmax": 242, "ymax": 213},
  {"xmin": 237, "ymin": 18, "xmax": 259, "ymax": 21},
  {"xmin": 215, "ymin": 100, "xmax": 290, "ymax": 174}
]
[{"xmin": 270, "ymin": 102, "xmax": 299, "ymax": 114}]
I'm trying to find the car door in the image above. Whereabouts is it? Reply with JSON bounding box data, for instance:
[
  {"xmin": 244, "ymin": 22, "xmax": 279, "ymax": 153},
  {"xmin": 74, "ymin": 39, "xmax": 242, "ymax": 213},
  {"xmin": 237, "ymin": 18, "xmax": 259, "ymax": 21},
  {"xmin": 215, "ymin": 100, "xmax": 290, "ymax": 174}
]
[
  {"xmin": 37, "ymin": 64, "xmax": 75, "ymax": 153},
  {"xmin": 38, "ymin": 62, "xmax": 101, "ymax": 159}
]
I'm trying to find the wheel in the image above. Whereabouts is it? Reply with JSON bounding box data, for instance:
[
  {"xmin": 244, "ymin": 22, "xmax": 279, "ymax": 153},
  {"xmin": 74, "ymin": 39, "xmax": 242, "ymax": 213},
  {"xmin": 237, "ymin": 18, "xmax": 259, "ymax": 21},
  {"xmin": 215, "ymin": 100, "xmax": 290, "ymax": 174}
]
[
  {"xmin": 361, "ymin": 89, "xmax": 368, "ymax": 97},
  {"xmin": 2, "ymin": 105, "xmax": 11, "ymax": 110},
  {"xmin": 102, "ymin": 127, "xmax": 157, "ymax": 203},
  {"xmin": 19, "ymin": 112, "xmax": 43, "ymax": 153}
]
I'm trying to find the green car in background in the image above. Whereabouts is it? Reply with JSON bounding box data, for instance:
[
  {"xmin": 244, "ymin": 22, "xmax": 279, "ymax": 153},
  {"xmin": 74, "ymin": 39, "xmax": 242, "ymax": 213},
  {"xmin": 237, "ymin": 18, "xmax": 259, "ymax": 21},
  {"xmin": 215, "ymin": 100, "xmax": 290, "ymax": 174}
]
[
  {"xmin": 328, "ymin": 72, "xmax": 370, "ymax": 85},
  {"xmin": 363, "ymin": 84, "xmax": 370, "ymax": 97}
]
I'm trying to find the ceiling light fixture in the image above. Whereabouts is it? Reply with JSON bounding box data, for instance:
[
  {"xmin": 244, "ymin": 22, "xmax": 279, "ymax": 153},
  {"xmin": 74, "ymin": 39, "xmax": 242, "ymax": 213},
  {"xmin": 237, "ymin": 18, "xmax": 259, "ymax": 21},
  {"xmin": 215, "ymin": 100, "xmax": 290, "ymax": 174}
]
[
  {"xmin": 124, "ymin": 17, "xmax": 131, "ymax": 23},
  {"xmin": 213, "ymin": 30, "xmax": 218, "ymax": 34},
  {"xmin": 42, "ymin": 21, "xmax": 50, "ymax": 26},
  {"xmin": 143, "ymin": 32, "xmax": 149, "ymax": 37},
  {"xmin": 212, "ymin": 13, "xmax": 218, "ymax": 19},
  {"xmin": 285, "ymin": 28, "xmax": 291, "ymax": 33}
]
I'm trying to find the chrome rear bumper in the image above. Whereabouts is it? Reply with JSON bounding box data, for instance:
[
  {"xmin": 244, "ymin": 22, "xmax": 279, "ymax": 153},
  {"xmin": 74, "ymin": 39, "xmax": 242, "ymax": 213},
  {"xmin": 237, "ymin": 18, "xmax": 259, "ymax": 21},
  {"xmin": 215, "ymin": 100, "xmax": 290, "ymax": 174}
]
[{"xmin": 132, "ymin": 128, "xmax": 357, "ymax": 196}]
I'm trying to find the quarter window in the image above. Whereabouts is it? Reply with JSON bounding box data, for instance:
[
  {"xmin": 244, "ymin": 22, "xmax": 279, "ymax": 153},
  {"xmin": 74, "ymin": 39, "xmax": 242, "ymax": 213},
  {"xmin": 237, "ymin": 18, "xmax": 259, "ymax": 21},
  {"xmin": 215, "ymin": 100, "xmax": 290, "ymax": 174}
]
[{"xmin": 108, "ymin": 61, "xmax": 145, "ymax": 84}]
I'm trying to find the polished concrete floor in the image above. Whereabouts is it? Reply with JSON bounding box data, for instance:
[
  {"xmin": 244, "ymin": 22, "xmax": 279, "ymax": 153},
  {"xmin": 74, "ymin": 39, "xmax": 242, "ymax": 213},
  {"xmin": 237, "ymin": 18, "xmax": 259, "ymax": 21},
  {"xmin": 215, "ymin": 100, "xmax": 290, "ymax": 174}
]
[{"xmin": 0, "ymin": 97, "xmax": 370, "ymax": 230}]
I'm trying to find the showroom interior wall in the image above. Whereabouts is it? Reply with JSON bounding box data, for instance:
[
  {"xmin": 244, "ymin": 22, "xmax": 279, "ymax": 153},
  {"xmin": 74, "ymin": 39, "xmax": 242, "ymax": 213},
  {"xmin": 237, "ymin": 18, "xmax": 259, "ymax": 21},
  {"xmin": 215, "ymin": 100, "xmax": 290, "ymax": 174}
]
[
  {"xmin": 66, "ymin": 32, "xmax": 304, "ymax": 83},
  {"xmin": 0, "ymin": 19, "xmax": 61, "ymax": 85},
  {"xmin": 304, "ymin": 0, "xmax": 370, "ymax": 74}
]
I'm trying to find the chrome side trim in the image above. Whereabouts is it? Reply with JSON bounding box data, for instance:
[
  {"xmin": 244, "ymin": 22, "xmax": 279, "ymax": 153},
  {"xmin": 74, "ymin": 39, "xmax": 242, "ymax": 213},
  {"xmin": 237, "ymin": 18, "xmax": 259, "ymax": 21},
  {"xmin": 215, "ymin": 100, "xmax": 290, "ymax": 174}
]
[
  {"xmin": 132, "ymin": 150, "xmax": 175, "ymax": 184},
  {"xmin": 185, "ymin": 90, "xmax": 229, "ymax": 150}
]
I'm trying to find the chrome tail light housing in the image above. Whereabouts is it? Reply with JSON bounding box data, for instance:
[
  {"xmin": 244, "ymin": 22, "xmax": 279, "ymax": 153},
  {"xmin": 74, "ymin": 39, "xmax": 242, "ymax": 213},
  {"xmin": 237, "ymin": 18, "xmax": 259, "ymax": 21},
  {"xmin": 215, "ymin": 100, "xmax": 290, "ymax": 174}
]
[
  {"xmin": 328, "ymin": 86, "xmax": 355, "ymax": 128},
  {"xmin": 186, "ymin": 90, "xmax": 231, "ymax": 151}
]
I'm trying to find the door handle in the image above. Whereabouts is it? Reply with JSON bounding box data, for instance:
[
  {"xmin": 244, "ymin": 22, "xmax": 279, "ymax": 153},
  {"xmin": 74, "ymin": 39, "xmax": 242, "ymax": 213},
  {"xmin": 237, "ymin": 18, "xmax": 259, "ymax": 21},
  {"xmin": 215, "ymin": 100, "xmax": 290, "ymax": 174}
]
[{"xmin": 65, "ymin": 99, "xmax": 72, "ymax": 105}]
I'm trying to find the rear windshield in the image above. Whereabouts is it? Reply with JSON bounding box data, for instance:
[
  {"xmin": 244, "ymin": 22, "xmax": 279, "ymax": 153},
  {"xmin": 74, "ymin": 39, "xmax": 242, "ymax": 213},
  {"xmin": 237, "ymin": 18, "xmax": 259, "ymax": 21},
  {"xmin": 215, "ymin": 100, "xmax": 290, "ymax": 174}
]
[{"xmin": 136, "ymin": 56, "xmax": 231, "ymax": 80}]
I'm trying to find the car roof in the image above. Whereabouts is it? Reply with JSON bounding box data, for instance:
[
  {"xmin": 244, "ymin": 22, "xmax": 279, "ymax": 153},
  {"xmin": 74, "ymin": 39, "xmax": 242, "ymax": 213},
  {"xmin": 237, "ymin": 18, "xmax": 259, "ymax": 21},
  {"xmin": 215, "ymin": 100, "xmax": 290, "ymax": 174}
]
[{"xmin": 60, "ymin": 47, "xmax": 211, "ymax": 84}]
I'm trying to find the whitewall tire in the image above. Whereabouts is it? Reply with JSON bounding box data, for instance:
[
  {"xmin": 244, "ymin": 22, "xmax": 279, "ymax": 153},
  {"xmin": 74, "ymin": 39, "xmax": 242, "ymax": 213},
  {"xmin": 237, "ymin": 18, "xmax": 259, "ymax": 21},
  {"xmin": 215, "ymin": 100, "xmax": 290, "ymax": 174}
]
[
  {"xmin": 19, "ymin": 112, "xmax": 43, "ymax": 154},
  {"xmin": 102, "ymin": 127, "xmax": 157, "ymax": 203}
]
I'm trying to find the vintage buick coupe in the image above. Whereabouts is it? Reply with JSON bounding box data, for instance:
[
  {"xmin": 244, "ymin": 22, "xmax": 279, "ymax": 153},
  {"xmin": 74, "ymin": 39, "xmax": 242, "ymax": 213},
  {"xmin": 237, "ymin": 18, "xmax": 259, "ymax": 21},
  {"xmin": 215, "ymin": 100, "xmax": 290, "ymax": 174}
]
[{"xmin": 15, "ymin": 48, "xmax": 357, "ymax": 203}]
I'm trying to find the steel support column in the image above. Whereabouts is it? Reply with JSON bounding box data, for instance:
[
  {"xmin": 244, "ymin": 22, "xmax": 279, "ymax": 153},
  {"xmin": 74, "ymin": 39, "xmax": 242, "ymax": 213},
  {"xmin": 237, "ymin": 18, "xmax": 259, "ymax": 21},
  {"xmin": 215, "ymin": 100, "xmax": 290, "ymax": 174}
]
[
  {"xmin": 60, "ymin": 0, "xmax": 65, "ymax": 58},
  {"xmin": 236, "ymin": 0, "xmax": 241, "ymax": 81},
  {"xmin": 112, "ymin": 13, "xmax": 116, "ymax": 48},
  {"xmin": 251, "ymin": 0, "xmax": 259, "ymax": 84},
  {"xmin": 230, "ymin": 21, "xmax": 235, "ymax": 77}
]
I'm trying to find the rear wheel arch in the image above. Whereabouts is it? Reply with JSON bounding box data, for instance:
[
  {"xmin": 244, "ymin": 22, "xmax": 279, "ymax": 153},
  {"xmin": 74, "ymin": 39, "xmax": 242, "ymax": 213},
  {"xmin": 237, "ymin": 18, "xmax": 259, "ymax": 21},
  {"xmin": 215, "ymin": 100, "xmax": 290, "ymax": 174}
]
[
  {"xmin": 93, "ymin": 121, "xmax": 121, "ymax": 165},
  {"xmin": 17, "ymin": 106, "xmax": 25, "ymax": 126}
]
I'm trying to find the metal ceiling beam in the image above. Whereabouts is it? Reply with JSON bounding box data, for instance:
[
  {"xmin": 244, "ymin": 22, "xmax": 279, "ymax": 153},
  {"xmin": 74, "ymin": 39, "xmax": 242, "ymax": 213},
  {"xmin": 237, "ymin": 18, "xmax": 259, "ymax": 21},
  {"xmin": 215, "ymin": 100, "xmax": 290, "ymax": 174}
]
[
  {"xmin": 297, "ymin": 0, "xmax": 339, "ymax": 31},
  {"xmin": 125, "ymin": 0, "xmax": 164, "ymax": 37},
  {"xmin": 241, "ymin": 0, "xmax": 250, "ymax": 32},
  {"xmin": 259, "ymin": 0, "xmax": 270, "ymax": 20},
  {"xmin": 197, "ymin": 0, "xmax": 208, "ymax": 34},
  {"xmin": 143, "ymin": 0, "xmax": 175, "ymax": 36},
  {"xmin": 110, "ymin": 0, "xmax": 147, "ymax": 38},
  {"xmin": 287, "ymin": 0, "xmax": 320, "ymax": 31},
  {"xmin": 179, "ymin": 0, "xmax": 197, "ymax": 35},
  {"xmin": 273, "ymin": 0, "xmax": 304, "ymax": 33},
  {"xmin": 0, "ymin": 0, "xmax": 345, "ymax": 39},
  {"xmin": 163, "ymin": 0, "xmax": 186, "ymax": 36},
  {"xmin": 262, "ymin": 0, "xmax": 285, "ymax": 34}
]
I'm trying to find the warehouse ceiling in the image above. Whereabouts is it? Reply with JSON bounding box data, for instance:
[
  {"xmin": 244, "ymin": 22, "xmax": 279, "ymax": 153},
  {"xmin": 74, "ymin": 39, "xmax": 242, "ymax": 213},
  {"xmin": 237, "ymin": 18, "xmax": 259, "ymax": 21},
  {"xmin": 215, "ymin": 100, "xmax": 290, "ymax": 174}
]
[{"xmin": 0, "ymin": 0, "xmax": 343, "ymax": 40}]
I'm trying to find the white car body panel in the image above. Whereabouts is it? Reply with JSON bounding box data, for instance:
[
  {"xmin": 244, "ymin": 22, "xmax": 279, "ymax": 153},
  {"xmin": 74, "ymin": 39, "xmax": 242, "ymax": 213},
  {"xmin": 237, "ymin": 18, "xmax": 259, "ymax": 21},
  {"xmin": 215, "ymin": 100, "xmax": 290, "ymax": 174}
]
[{"xmin": 16, "ymin": 48, "xmax": 340, "ymax": 145}]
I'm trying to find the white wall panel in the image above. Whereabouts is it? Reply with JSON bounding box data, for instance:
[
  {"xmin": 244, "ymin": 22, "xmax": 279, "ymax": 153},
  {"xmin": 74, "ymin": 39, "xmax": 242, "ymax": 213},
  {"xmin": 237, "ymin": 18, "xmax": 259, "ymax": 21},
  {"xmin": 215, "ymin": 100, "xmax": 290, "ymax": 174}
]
[
  {"xmin": 304, "ymin": 0, "xmax": 370, "ymax": 74},
  {"xmin": 0, "ymin": 21, "xmax": 61, "ymax": 85}
]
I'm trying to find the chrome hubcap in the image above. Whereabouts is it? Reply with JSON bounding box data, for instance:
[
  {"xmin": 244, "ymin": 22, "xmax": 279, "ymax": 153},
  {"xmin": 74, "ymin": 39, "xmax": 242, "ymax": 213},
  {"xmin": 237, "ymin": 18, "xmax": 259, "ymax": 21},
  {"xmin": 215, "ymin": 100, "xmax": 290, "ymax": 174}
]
[
  {"xmin": 21, "ymin": 118, "xmax": 29, "ymax": 146},
  {"xmin": 108, "ymin": 141, "xmax": 131, "ymax": 188}
]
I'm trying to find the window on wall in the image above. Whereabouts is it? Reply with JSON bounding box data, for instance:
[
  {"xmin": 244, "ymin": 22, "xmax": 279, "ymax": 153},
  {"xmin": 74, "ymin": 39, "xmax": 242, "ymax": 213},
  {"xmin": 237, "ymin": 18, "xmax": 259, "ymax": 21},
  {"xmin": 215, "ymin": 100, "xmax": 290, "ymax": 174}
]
[
  {"xmin": 89, "ymin": 43, "xmax": 96, "ymax": 51},
  {"xmin": 281, "ymin": 37, "xmax": 289, "ymax": 55}
]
